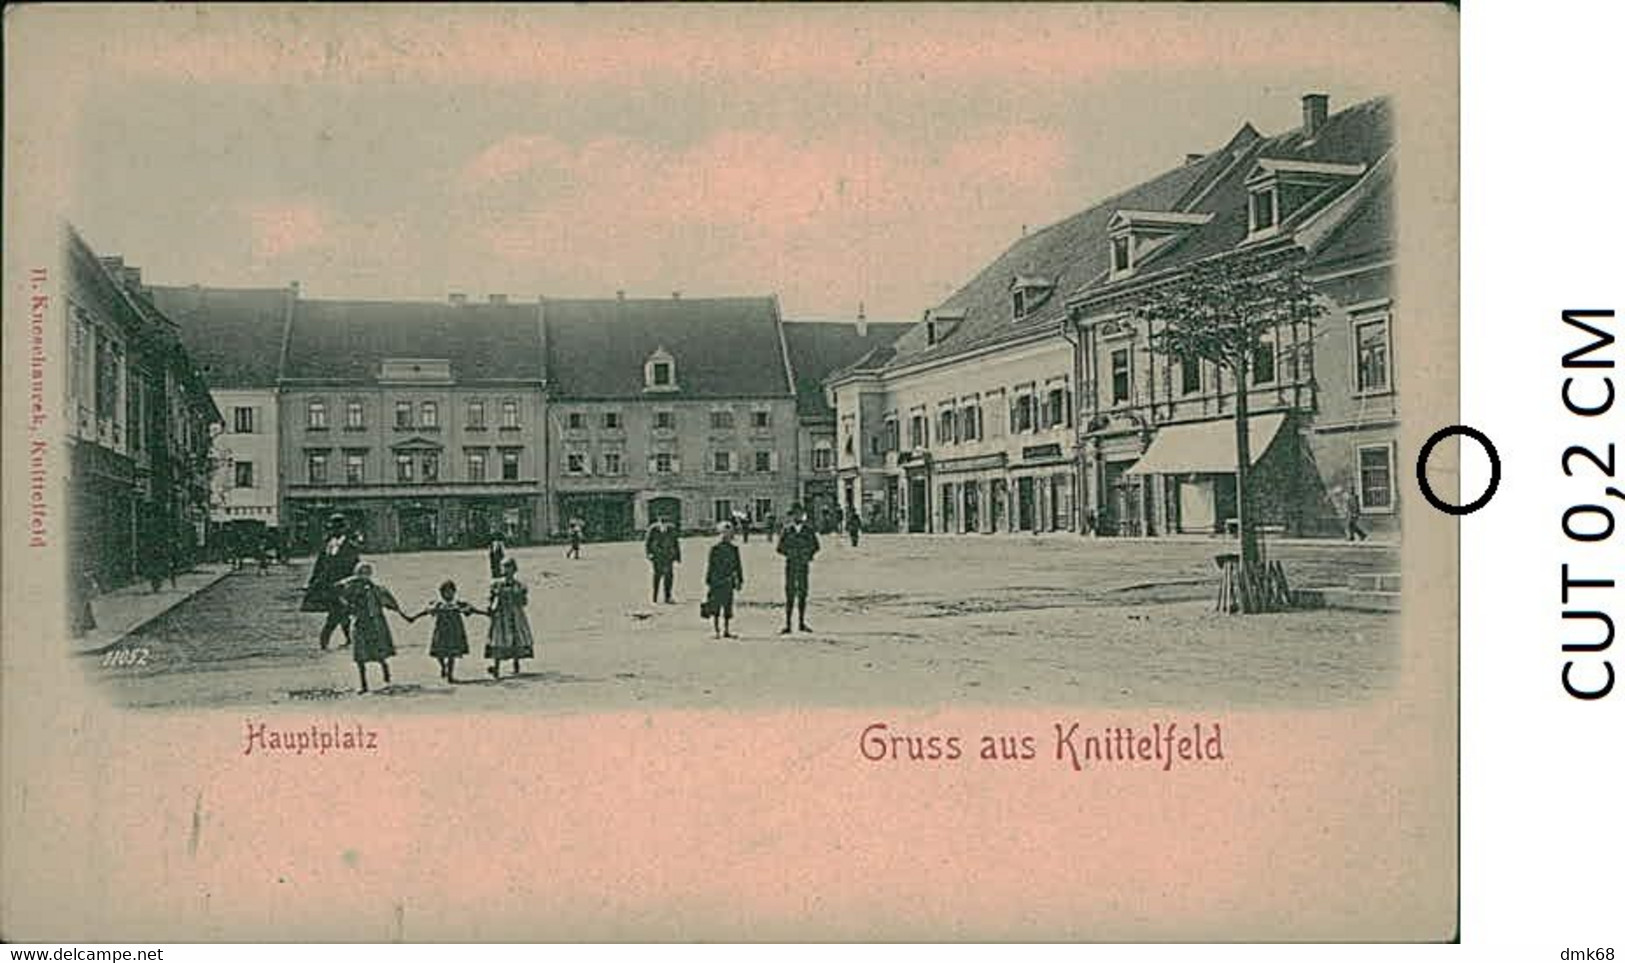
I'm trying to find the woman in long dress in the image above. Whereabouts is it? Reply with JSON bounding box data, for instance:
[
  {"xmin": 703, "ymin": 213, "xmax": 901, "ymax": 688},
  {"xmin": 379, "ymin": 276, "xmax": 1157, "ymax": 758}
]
[
  {"xmin": 486, "ymin": 556, "xmax": 535, "ymax": 678},
  {"xmin": 335, "ymin": 562, "xmax": 406, "ymax": 693}
]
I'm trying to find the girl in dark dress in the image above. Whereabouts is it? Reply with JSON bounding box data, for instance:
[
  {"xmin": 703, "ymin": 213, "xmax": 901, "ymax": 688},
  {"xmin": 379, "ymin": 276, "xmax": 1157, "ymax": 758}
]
[
  {"xmin": 334, "ymin": 562, "xmax": 407, "ymax": 693},
  {"xmin": 704, "ymin": 521, "xmax": 744, "ymax": 639},
  {"xmin": 486, "ymin": 556, "xmax": 536, "ymax": 677},
  {"xmin": 411, "ymin": 579, "xmax": 487, "ymax": 683}
]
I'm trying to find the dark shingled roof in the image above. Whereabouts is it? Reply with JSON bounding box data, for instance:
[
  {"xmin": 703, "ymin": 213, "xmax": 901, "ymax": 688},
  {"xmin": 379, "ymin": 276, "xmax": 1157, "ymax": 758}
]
[
  {"xmin": 544, "ymin": 297, "xmax": 792, "ymax": 400},
  {"xmin": 149, "ymin": 285, "xmax": 291, "ymax": 389},
  {"xmin": 879, "ymin": 133, "xmax": 1250, "ymax": 370},
  {"xmin": 1308, "ymin": 162, "xmax": 1394, "ymax": 270},
  {"xmin": 782, "ymin": 320, "xmax": 915, "ymax": 419},
  {"xmin": 282, "ymin": 299, "xmax": 544, "ymax": 384}
]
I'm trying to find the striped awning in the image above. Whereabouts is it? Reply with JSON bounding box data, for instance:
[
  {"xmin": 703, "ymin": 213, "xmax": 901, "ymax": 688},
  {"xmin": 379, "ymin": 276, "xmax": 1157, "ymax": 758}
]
[{"xmin": 1126, "ymin": 413, "xmax": 1286, "ymax": 475}]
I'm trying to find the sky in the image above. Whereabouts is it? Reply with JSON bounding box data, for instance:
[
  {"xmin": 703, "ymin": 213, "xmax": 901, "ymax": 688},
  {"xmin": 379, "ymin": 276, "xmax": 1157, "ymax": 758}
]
[{"xmin": 56, "ymin": 4, "xmax": 1438, "ymax": 321}]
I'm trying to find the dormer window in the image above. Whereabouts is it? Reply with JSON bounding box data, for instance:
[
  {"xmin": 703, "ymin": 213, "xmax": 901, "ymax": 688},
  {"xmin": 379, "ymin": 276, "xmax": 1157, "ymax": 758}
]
[
  {"xmin": 923, "ymin": 308, "xmax": 966, "ymax": 345},
  {"xmin": 643, "ymin": 347, "xmax": 678, "ymax": 392},
  {"xmin": 1107, "ymin": 211, "xmax": 1213, "ymax": 280},
  {"xmin": 1009, "ymin": 276, "xmax": 1054, "ymax": 321},
  {"xmin": 1244, "ymin": 158, "xmax": 1366, "ymax": 239}
]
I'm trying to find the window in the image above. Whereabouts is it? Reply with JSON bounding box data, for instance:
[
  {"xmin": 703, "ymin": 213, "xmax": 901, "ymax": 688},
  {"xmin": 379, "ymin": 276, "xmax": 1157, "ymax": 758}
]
[
  {"xmin": 395, "ymin": 453, "xmax": 414, "ymax": 483},
  {"xmin": 345, "ymin": 399, "xmax": 365, "ymax": 430},
  {"xmin": 467, "ymin": 450, "xmax": 487, "ymax": 481},
  {"xmin": 602, "ymin": 410, "xmax": 622, "ymax": 431},
  {"xmin": 1110, "ymin": 350, "xmax": 1131, "ymax": 405},
  {"xmin": 1250, "ymin": 189, "xmax": 1278, "ymax": 233},
  {"xmin": 939, "ymin": 408, "xmax": 957, "ymax": 444},
  {"xmin": 713, "ymin": 450, "xmax": 733, "ymax": 474},
  {"xmin": 467, "ymin": 400, "xmax": 486, "ymax": 429},
  {"xmin": 1355, "ymin": 316, "xmax": 1391, "ymax": 393},
  {"xmin": 1358, "ymin": 444, "xmax": 1395, "ymax": 512},
  {"xmin": 884, "ymin": 418, "xmax": 900, "ymax": 451},
  {"xmin": 566, "ymin": 452, "xmax": 586, "ymax": 475},
  {"xmin": 713, "ymin": 499, "xmax": 732, "ymax": 523},
  {"xmin": 1014, "ymin": 394, "xmax": 1035, "ymax": 433},
  {"xmin": 233, "ymin": 406, "xmax": 255, "ymax": 434},
  {"xmin": 501, "ymin": 399, "xmax": 520, "ymax": 429},
  {"xmin": 1046, "ymin": 387, "xmax": 1070, "ymax": 428},
  {"xmin": 501, "ymin": 449, "xmax": 520, "ymax": 481},
  {"xmin": 1012, "ymin": 290, "xmax": 1027, "ymax": 318},
  {"xmin": 754, "ymin": 450, "xmax": 772, "ymax": 473},
  {"xmin": 307, "ymin": 399, "xmax": 328, "ymax": 430},
  {"xmin": 1180, "ymin": 356, "xmax": 1202, "ymax": 395},
  {"xmin": 307, "ymin": 451, "xmax": 328, "ymax": 484},
  {"xmin": 234, "ymin": 461, "xmax": 254, "ymax": 488},
  {"xmin": 566, "ymin": 411, "xmax": 585, "ymax": 431},
  {"xmin": 909, "ymin": 414, "xmax": 927, "ymax": 450},
  {"xmin": 651, "ymin": 362, "xmax": 672, "ymax": 386},
  {"xmin": 752, "ymin": 409, "xmax": 771, "ymax": 430},
  {"xmin": 654, "ymin": 452, "xmax": 675, "ymax": 474},
  {"xmin": 395, "ymin": 401, "xmax": 413, "ymax": 429},
  {"xmin": 1252, "ymin": 337, "xmax": 1277, "ymax": 385},
  {"xmin": 654, "ymin": 410, "xmax": 675, "ymax": 431},
  {"xmin": 422, "ymin": 452, "xmax": 439, "ymax": 482},
  {"xmin": 420, "ymin": 401, "xmax": 439, "ymax": 429},
  {"xmin": 1111, "ymin": 235, "xmax": 1132, "ymax": 274},
  {"xmin": 602, "ymin": 451, "xmax": 623, "ymax": 476},
  {"xmin": 813, "ymin": 447, "xmax": 834, "ymax": 471},
  {"xmin": 960, "ymin": 404, "xmax": 981, "ymax": 442},
  {"xmin": 755, "ymin": 498, "xmax": 773, "ymax": 521},
  {"xmin": 344, "ymin": 452, "xmax": 365, "ymax": 485},
  {"xmin": 710, "ymin": 409, "xmax": 735, "ymax": 431}
]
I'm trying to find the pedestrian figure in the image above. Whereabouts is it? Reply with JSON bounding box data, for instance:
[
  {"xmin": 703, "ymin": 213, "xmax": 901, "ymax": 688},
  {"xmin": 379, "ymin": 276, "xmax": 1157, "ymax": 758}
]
[
  {"xmin": 703, "ymin": 521, "xmax": 744, "ymax": 639},
  {"xmin": 334, "ymin": 562, "xmax": 407, "ymax": 693},
  {"xmin": 734, "ymin": 510, "xmax": 752, "ymax": 545},
  {"xmin": 70, "ymin": 567, "xmax": 99, "ymax": 637},
  {"xmin": 1341, "ymin": 487, "xmax": 1369, "ymax": 542},
  {"xmin": 487, "ymin": 536, "xmax": 507, "ymax": 579},
  {"xmin": 763, "ymin": 512, "xmax": 778, "ymax": 540},
  {"xmin": 486, "ymin": 556, "xmax": 535, "ymax": 677},
  {"xmin": 411, "ymin": 579, "xmax": 486, "ymax": 683},
  {"xmin": 566, "ymin": 517, "xmax": 585, "ymax": 559},
  {"xmin": 845, "ymin": 505, "xmax": 863, "ymax": 547},
  {"xmin": 300, "ymin": 513, "xmax": 362, "ymax": 650},
  {"xmin": 645, "ymin": 513, "xmax": 682, "ymax": 604},
  {"xmin": 142, "ymin": 535, "xmax": 168, "ymax": 594},
  {"xmin": 776, "ymin": 503, "xmax": 821, "ymax": 634}
]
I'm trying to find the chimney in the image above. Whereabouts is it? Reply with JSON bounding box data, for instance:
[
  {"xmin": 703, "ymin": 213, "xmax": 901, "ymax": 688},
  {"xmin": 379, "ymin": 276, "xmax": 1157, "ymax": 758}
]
[
  {"xmin": 616, "ymin": 289, "xmax": 626, "ymax": 301},
  {"xmin": 488, "ymin": 293, "xmax": 508, "ymax": 305},
  {"xmin": 1185, "ymin": 152, "xmax": 1205, "ymax": 165},
  {"xmin": 121, "ymin": 266, "xmax": 143, "ymax": 290},
  {"xmin": 1302, "ymin": 93, "xmax": 1329, "ymax": 137},
  {"xmin": 856, "ymin": 301, "xmax": 868, "ymax": 338},
  {"xmin": 448, "ymin": 292, "xmax": 467, "ymax": 306},
  {"xmin": 671, "ymin": 291, "xmax": 682, "ymax": 300},
  {"xmin": 99, "ymin": 255, "xmax": 124, "ymax": 276}
]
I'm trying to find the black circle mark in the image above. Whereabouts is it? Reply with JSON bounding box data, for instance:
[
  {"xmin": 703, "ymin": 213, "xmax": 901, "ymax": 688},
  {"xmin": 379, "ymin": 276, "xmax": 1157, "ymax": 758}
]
[{"xmin": 1416, "ymin": 425, "xmax": 1501, "ymax": 516}]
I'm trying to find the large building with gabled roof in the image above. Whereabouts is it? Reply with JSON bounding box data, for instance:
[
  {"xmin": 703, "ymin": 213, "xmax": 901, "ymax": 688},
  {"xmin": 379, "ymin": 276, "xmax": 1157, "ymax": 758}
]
[{"xmin": 827, "ymin": 91, "xmax": 1398, "ymax": 540}]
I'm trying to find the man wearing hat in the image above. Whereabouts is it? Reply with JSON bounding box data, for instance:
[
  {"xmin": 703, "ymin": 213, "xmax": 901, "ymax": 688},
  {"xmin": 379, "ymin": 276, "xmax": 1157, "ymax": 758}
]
[
  {"xmin": 775, "ymin": 503, "xmax": 821, "ymax": 634},
  {"xmin": 644, "ymin": 511, "xmax": 682, "ymax": 604},
  {"xmin": 300, "ymin": 513, "xmax": 363, "ymax": 650}
]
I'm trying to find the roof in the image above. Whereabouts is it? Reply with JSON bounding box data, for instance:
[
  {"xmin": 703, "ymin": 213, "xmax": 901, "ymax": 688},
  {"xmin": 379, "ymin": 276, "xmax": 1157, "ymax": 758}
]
[
  {"xmin": 148, "ymin": 285, "xmax": 290, "ymax": 389},
  {"xmin": 781, "ymin": 320, "xmax": 915, "ymax": 419},
  {"xmin": 543, "ymin": 297, "xmax": 793, "ymax": 400},
  {"xmin": 878, "ymin": 129, "xmax": 1254, "ymax": 371},
  {"xmin": 862, "ymin": 97, "xmax": 1392, "ymax": 377},
  {"xmin": 282, "ymin": 299, "xmax": 544, "ymax": 384},
  {"xmin": 1307, "ymin": 161, "xmax": 1394, "ymax": 270}
]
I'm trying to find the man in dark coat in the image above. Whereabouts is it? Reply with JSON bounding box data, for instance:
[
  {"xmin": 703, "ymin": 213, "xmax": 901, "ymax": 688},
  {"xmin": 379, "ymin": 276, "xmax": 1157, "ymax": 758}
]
[
  {"xmin": 845, "ymin": 505, "xmax": 863, "ymax": 547},
  {"xmin": 776, "ymin": 503, "xmax": 821, "ymax": 634},
  {"xmin": 301, "ymin": 513, "xmax": 362, "ymax": 650},
  {"xmin": 487, "ymin": 537, "xmax": 507, "ymax": 579},
  {"xmin": 644, "ymin": 513, "xmax": 682, "ymax": 604}
]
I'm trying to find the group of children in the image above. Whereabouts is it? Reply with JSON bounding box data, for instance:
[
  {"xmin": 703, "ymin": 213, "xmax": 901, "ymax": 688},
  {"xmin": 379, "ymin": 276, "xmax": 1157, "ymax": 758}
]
[{"xmin": 324, "ymin": 555, "xmax": 536, "ymax": 693}]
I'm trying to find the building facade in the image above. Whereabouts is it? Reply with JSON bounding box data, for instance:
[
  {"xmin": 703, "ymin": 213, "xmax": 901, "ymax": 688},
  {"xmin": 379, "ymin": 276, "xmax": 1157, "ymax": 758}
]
[
  {"xmin": 63, "ymin": 227, "xmax": 221, "ymax": 589},
  {"xmin": 543, "ymin": 296, "xmax": 800, "ymax": 538},
  {"xmin": 781, "ymin": 316, "xmax": 913, "ymax": 532},
  {"xmin": 150, "ymin": 284, "xmax": 296, "ymax": 554},
  {"xmin": 278, "ymin": 297, "xmax": 548, "ymax": 553}
]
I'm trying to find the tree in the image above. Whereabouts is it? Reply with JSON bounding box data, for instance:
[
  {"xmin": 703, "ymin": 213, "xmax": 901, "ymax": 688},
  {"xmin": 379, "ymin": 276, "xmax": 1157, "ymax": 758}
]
[{"xmin": 1133, "ymin": 254, "xmax": 1326, "ymax": 612}]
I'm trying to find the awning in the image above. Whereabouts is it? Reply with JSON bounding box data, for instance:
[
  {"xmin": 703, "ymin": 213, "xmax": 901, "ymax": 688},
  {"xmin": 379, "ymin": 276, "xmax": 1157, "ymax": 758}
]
[{"xmin": 1126, "ymin": 412, "xmax": 1286, "ymax": 475}]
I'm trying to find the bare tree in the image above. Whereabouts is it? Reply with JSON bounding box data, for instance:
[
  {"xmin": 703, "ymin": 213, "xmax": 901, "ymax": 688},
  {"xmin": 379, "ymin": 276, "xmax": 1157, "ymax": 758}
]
[{"xmin": 1134, "ymin": 254, "xmax": 1326, "ymax": 612}]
